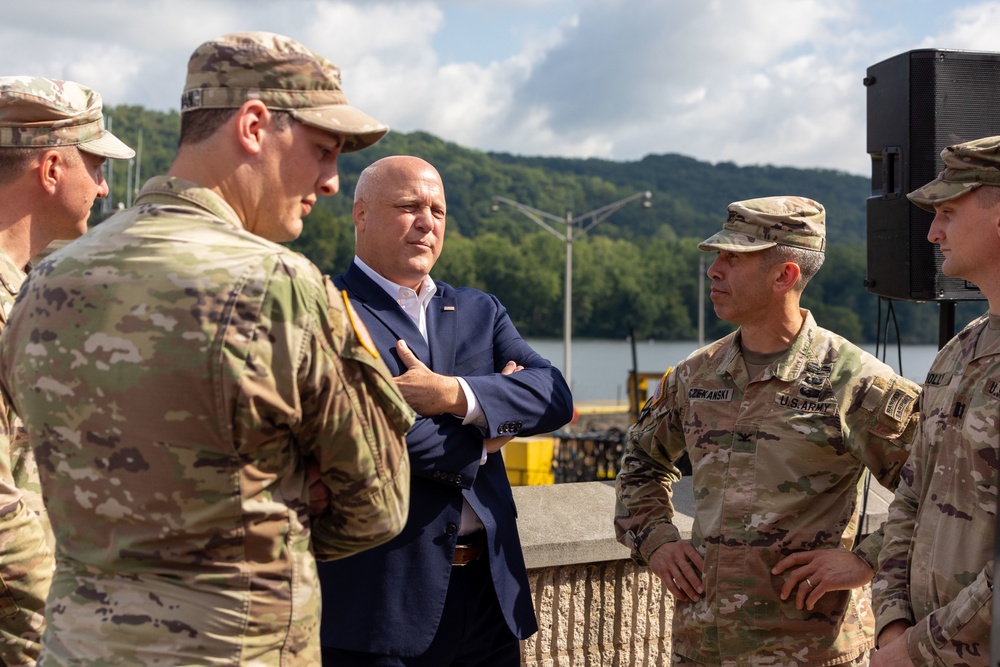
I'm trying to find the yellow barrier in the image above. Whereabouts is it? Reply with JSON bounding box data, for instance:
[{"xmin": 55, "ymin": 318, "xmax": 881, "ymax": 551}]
[{"xmin": 503, "ymin": 437, "xmax": 555, "ymax": 486}]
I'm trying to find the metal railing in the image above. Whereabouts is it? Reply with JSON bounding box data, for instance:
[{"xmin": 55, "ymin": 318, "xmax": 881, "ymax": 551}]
[
  {"xmin": 552, "ymin": 429, "xmax": 626, "ymax": 483},
  {"xmin": 552, "ymin": 428, "xmax": 690, "ymax": 483}
]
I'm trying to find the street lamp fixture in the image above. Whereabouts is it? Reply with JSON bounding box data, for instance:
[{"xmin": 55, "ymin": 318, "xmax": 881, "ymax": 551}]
[{"xmin": 489, "ymin": 190, "xmax": 652, "ymax": 388}]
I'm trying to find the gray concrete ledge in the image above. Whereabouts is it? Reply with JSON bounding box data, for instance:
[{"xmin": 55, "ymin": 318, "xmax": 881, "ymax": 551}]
[{"xmin": 513, "ymin": 477, "xmax": 895, "ymax": 570}]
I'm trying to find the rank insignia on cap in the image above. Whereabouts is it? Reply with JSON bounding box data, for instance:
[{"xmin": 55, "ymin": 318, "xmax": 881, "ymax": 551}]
[{"xmin": 342, "ymin": 290, "xmax": 378, "ymax": 359}]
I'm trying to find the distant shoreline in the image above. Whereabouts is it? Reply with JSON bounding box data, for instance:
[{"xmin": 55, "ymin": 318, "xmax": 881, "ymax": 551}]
[{"xmin": 526, "ymin": 338, "xmax": 938, "ymax": 403}]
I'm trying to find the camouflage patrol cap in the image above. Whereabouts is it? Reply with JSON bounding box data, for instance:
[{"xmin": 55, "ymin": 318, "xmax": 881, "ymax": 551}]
[
  {"xmin": 0, "ymin": 77, "xmax": 134, "ymax": 159},
  {"xmin": 698, "ymin": 196, "xmax": 826, "ymax": 253},
  {"xmin": 907, "ymin": 135, "xmax": 1000, "ymax": 212},
  {"xmin": 182, "ymin": 32, "xmax": 388, "ymax": 153}
]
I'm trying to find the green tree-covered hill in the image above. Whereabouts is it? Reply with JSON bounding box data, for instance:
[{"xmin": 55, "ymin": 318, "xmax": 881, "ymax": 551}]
[{"xmin": 93, "ymin": 105, "xmax": 984, "ymax": 345}]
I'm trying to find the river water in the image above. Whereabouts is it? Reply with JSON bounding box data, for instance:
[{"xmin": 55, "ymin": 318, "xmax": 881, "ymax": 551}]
[{"xmin": 525, "ymin": 338, "xmax": 940, "ymax": 403}]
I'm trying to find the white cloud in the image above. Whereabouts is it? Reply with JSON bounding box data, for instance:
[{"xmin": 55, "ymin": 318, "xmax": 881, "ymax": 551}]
[
  {"xmin": 923, "ymin": 1, "xmax": 1000, "ymax": 49},
  {"xmin": 303, "ymin": 1, "xmax": 444, "ymax": 64},
  {"xmin": 306, "ymin": 1, "xmax": 567, "ymax": 153},
  {"xmin": 474, "ymin": 0, "xmax": 868, "ymax": 171},
  {"xmin": 2, "ymin": 0, "xmax": 997, "ymax": 175},
  {"xmin": 430, "ymin": 0, "xmax": 1000, "ymax": 174},
  {"xmin": 0, "ymin": 0, "xmax": 250, "ymax": 109}
]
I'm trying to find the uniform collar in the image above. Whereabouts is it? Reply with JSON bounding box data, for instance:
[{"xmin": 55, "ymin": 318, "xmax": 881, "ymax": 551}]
[
  {"xmin": 0, "ymin": 249, "xmax": 27, "ymax": 299},
  {"xmin": 135, "ymin": 176, "xmax": 245, "ymax": 231},
  {"xmin": 717, "ymin": 310, "xmax": 819, "ymax": 382}
]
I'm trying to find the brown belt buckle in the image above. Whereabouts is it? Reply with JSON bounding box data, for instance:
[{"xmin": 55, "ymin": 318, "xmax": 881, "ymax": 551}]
[{"xmin": 452, "ymin": 534, "xmax": 486, "ymax": 566}]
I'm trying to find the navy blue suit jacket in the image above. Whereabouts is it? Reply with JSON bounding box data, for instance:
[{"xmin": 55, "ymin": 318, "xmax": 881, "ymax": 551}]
[{"xmin": 318, "ymin": 262, "xmax": 573, "ymax": 656}]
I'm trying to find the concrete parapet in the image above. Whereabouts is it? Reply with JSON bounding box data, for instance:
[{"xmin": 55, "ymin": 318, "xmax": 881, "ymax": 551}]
[{"xmin": 523, "ymin": 560, "xmax": 671, "ymax": 667}]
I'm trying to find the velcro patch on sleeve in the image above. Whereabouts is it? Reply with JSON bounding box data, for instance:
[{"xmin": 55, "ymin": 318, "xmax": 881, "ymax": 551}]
[
  {"xmin": 884, "ymin": 386, "xmax": 916, "ymax": 422},
  {"xmin": 860, "ymin": 379, "xmax": 886, "ymax": 414},
  {"xmin": 870, "ymin": 377, "xmax": 919, "ymax": 439}
]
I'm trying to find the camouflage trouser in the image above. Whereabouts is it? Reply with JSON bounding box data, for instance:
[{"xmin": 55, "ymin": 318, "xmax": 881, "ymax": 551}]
[{"xmin": 672, "ymin": 652, "xmax": 871, "ymax": 667}]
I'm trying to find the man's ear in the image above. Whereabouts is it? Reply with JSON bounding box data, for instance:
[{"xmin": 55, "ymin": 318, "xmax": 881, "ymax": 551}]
[
  {"xmin": 36, "ymin": 149, "xmax": 64, "ymax": 195},
  {"xmin": 353, "ymin": 199, "xmax": 367, "ymax": 233},
  {"xmin": 773, "ymin": 261, "xmax": 802, "ymax": 295},
  {"xmin": 235, "ymin": 100, "xmax": 270, "ymax": 156}
]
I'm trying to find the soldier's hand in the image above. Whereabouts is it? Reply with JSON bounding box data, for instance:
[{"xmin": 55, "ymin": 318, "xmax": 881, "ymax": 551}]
[
  {"xmin": 772, "ymin": 547, "xmax": 874, "ymax": 611},
  {"xmin": 649, "ymin": 541, "xmax": 704, "ymax": 602},
  {"xmin": 876, "ymin": 620, "xmax": 911, "ymax": 649},
  {"xmin": 307, "ymin": 459, "xmax": 331, "ymax": 516},
  {"xmin": 394, "ymin": 340, "xmax": 467, "ymax": 417},
  {"xmin": 872, "ymin": 621, "xmax": 915, "ymax": 667}
]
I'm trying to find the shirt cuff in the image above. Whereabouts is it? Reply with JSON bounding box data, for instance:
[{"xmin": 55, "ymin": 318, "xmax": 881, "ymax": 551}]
[
  {"xmin": 456, "ymin": 377, "xmax": 487, "ymax": 428},
  {"xmin": 636, "ymin": 523, "xmax": 682, "ymax": 566},
  {"xmin": 851, "ymin": 543, "xmax": 878, "ymax": 572},
  {"xmin": 875, "ymin": 605, "xmax": 913, "ymax": 637}
]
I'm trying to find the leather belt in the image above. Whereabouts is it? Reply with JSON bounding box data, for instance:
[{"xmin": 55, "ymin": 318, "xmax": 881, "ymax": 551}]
[{"xmin": 453, "ymin": 533, "xmax": 486, "ymax": 566}]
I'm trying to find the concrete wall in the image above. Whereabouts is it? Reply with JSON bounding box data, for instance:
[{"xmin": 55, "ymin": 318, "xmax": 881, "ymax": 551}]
[{"xmin": 512, "ymin": 479, "xmax": 894, "ymax": 666}]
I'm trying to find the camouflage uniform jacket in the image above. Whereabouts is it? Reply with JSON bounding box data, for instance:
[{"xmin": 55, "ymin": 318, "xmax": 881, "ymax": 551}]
[
  {"xmin": 0, "ymin": 176, "xmax": 414, "ymax": 666},
  {"xmin": 0, "ymin": 252, "xmax": 44, "ymax": 509},
  {"xmin": 874, "ymin": 313, "xmax": 998, "ymax": 666},
  {"xmin": 0, "ymin": 250, "xmax": 54, "ymax": 666},
  {"xmin": 615, "ymin": 312, "xmax": 918, "ymax": 666}
]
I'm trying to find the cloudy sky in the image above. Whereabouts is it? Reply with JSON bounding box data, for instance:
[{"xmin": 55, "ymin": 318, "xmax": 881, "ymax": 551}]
[{"xmin": 3, "ymin": 0, "xmax": 998, "ymax": 175}]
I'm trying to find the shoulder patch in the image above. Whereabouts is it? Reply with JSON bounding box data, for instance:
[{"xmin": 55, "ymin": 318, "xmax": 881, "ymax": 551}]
[
  {"xmin": 342, "ymin": 290, "xmax": 379, "ymax": 359},
  {"xmin": 863, "ymin": 375, "xmax": 919, "ymax": 441},
  {"xmin": 884, "ymin": 385, "xmax": 916, "ymax": 422},
  {"xmin": 649, "ymin": 367, "xmax": 672, "ymax": 408}
]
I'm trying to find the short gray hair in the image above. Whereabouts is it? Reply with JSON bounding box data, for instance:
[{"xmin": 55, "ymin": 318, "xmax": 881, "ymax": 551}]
[{"xmin": 759, "ymin": 244, "xmax": 824, "ymax": 291}]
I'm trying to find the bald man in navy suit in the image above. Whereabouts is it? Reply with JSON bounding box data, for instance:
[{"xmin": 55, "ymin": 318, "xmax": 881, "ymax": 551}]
[{"xmin": 318, "ymin": 156, "xmax": 573, "ymax": 666}]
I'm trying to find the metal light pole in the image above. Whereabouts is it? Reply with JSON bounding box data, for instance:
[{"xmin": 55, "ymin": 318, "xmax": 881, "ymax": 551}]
[
  {"xmin": 103, "ymin": 115, "xmax": 114, "ymax": 215},
  {"xmin": 698, "ymin": 254, "xmax": 706, "ymax": 347},
  {"xmin": 490, "ymin": 191, "xmax": 652, "ymax": 388}
]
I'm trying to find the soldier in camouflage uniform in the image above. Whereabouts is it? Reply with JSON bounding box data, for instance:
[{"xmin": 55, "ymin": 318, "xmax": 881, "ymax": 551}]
[
  {"xmin": 0, "ymin": 33, "xmax": 413, "ymax": 666},
  {"xmin": 0, "ymin": 76, "xmax": 134, "ymax": 666},
  {"xmin": 615, "ymin": 196, "xmax": 920, "ymax": 667},
  {"xmin": 872, "ymin": 136, "xmax": 1000, "ymax": 667}
]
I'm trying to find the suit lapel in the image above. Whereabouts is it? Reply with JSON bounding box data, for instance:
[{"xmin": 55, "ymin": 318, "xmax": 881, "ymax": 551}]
[
  {"xmin": 427, "ymin": 287, "xmax": 457, "ymax": 375},
  {"xmin": 338, "ymin": 263, "xmax": 431, "ymax": 368}
]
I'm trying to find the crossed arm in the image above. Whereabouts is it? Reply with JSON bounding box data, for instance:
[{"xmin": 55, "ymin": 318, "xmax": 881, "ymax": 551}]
[{"xmin": 394, "ymin": 339, "xmax": 522, "ymax": 454}]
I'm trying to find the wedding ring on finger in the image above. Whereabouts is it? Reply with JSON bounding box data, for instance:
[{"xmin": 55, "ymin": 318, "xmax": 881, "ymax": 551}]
[{"xmin": 806, "ymin": 577, "xmax": 816, "ymax": 589}]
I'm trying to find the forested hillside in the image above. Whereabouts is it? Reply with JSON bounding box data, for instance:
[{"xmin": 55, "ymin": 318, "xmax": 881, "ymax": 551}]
[{"xmin": 93, "ymin": 105, "xmax": 984, "ymax": 345}]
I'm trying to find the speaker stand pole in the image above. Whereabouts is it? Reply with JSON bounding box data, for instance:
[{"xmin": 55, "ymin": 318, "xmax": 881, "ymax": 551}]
[{"xmin": 938, "ymin": 301, "xmax": 956, "ymax": 350}]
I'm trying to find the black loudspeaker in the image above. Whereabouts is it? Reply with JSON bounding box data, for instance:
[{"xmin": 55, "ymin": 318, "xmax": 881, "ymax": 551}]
[{"xmin": 865, "ymin": 49, "xmax": 1000, "ymax": 301}]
